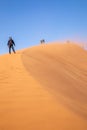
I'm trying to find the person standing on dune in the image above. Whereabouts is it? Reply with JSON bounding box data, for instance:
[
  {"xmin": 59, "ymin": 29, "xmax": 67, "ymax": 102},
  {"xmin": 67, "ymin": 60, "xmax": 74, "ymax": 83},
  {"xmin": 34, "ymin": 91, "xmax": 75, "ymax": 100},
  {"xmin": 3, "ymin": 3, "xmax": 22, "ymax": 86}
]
[{"xmin": 7, "ymin": 37, "xmax": 16, "ymax": 54}]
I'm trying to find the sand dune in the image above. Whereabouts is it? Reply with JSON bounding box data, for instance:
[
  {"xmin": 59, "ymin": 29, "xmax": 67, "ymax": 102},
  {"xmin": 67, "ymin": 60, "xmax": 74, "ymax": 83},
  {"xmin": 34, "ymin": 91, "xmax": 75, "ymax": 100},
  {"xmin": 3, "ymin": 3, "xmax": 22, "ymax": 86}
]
[{"xmin": 0, "ymin": 42, "xmax": 87, "ymax": 130}]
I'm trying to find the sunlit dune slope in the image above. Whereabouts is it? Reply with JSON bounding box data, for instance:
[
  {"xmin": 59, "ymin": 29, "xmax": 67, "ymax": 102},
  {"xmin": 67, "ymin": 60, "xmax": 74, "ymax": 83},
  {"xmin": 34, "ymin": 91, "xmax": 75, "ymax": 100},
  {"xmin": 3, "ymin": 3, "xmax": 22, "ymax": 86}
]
[
  {"xmin": 0, "ymin": 42, "xmax": 87, "ymax": 130},
  {"xmin": 22, "ymin": 43, "xmax": 87, "ymax": 119}
]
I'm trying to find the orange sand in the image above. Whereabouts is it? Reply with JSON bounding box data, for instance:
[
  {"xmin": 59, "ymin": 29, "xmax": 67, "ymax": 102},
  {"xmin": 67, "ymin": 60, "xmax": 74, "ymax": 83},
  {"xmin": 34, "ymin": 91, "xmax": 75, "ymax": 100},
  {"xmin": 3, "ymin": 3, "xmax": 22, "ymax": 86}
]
[{"xmin": 0, "ymin": 42, "xmax": 87, "ymax": 130}]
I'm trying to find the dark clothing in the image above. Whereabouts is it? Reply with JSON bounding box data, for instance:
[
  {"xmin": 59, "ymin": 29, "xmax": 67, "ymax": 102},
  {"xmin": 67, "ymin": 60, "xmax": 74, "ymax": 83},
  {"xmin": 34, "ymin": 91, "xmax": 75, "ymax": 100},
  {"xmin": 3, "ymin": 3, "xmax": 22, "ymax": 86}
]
[
  {"xmin": 7, "ymin": 39, "xmax": 16, "ymax": 54},
  {"xmin": 8, "ymin": 45, "xmax": 16, "ymax": 54}
]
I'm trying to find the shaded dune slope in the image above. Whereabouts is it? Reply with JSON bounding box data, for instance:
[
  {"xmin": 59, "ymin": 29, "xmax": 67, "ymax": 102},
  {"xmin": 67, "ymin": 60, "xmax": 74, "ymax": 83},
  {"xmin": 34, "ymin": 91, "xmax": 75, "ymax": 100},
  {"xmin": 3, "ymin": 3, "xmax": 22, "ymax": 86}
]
[{"xmin": 22, "ymin": 43, "xmax": 87, "ymax": 119}]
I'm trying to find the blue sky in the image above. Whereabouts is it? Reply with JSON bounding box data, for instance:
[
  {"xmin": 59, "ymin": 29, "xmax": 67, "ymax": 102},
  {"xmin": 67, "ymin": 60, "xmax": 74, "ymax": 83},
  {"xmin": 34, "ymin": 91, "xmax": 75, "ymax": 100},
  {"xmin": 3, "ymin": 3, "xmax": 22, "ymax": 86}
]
[{"xmin": 0, "ymin": 0, "xmax": 87, "ymax": 54}]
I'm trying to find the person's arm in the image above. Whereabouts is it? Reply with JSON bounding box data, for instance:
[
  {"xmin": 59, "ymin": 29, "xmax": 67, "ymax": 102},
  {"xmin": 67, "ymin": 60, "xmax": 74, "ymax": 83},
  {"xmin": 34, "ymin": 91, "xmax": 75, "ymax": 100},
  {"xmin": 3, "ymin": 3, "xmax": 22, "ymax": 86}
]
[{"xmin": 12, "ymin": 40, "xmax": 15, "ymax": 46}]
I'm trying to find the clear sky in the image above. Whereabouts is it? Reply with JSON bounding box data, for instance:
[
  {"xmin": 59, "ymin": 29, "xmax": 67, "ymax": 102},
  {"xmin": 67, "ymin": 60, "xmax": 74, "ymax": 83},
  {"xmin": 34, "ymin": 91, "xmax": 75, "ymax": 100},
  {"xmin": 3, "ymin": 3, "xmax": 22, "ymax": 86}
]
[{"xmin": 0, "ymin": 0, "xmax": 87, "ymax": 54}]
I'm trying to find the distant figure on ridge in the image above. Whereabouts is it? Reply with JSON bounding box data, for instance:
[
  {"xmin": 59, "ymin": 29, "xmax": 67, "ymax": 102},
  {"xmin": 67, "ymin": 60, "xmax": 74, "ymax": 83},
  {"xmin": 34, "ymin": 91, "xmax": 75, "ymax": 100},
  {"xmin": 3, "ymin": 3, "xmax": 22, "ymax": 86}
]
[
  {"xmin": 40, "ymin": 39, "xmax": 45, "ymax": 44},
  {"xmin": 7, "ymin": 37, "xmax": 16, "ymax": 54}
]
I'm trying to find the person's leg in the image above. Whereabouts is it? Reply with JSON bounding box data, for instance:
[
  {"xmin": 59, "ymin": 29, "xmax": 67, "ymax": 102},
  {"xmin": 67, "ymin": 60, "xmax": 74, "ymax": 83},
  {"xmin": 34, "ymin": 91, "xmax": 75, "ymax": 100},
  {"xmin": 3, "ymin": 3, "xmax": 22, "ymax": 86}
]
[
  {"xmin": 12, "ymin": 46, "xmax": 16, "ymax": 53},
  {"xmin": 9, "ymin": 46, "xmax": 11, "ymax": 54}
]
